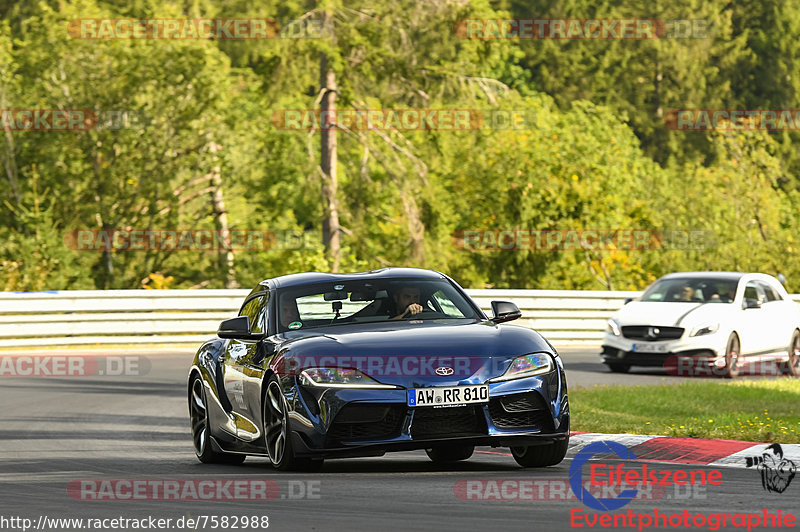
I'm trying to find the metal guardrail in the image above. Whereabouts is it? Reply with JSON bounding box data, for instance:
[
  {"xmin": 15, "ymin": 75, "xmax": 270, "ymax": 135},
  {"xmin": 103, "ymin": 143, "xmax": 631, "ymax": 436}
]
[{"xmin": 0, "ymin": 288, "xmax": 644, "ymax": 348}]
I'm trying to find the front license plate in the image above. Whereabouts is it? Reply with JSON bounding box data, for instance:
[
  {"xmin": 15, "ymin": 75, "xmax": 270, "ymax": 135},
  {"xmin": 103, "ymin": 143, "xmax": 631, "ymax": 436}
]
[
  {"xmin": 632, "ymin": 343, "xmax": 668, "ymax": 353},
  {"xmin": 407, "ymin": 385, "xmax": 489, "ymax": 407}
]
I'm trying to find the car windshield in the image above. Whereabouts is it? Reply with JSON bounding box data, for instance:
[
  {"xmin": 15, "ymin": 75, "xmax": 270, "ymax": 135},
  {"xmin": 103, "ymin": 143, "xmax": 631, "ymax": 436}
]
[
  {"xmin": 640, "ymin": 278, "xmax": 739, "ymax": 303},
  {"xmin": 277, "ymin": 278, "xmax": 482, "ymax": 332}
]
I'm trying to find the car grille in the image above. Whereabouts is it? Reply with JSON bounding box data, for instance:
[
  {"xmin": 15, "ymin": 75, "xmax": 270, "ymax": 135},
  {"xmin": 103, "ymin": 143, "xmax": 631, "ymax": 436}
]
[
  {"xmin": 488, "ymin": 392, "xmax": 554, "ymax": 431},
  {"xmin": 410, "ymin": 405, "xmax": 487, "ymax": 440},
  {"xmin": 621, "ymin": 326, "xmax": 684, "ymax": 341},
  {"xmin": 327, "ymin": 404, "xmax": 405, "ymax": 445}
]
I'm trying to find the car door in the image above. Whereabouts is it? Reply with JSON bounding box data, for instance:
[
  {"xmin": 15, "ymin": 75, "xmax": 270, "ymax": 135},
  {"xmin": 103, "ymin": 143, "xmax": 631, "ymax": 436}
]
[
  {"xmin": 221, "ymin": 295, "xmax": 264, "ymax": 439},
  {"xmin": 758, "ymin": 280, "xmax": 794, "ymax": 352},
  {"xmin": 236, "ymin": 291, "xmax": 274, "ymax": 442},
  {"xmin": 738, "ymin": 281, "xmax": 769, "ymax": 355}
]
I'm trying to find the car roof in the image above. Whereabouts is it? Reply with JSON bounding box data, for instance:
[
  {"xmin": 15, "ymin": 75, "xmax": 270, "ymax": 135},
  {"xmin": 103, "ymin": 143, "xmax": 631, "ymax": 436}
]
[
  {"xmin": 259, "ymin": 267, "xmax": 448, "ymax": 289},
  {"xmin": 659, "ymin": 271, "xmax": 746, "ymax": 282}
]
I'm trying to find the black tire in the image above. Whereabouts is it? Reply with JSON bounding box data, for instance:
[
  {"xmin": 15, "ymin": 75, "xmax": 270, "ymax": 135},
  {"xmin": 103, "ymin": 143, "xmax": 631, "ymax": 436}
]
[
  {"xmin": 722, "ymin": 333, "xmax": 741, "ymax": 379},
  {"xmin": 262, "ymin": 376, "xmax": 324, "ymax": 472},
  {"xmin": 780, "ymin": 330, "xmax": 800, "ymax": 377},
  {"xmin": 607, "ymin": 363, "xmax": 630, "ymax": 373},
  {"xmin": 511, "ymin": 437, "xmax": 569, "ymax": 468},
  {"xmin": 425, "ymin": 444, "xmax": 475, "ymax": 463},
  {"xmin": 189, "ymin": 375, "xmax": 246, "ymax": 465}
]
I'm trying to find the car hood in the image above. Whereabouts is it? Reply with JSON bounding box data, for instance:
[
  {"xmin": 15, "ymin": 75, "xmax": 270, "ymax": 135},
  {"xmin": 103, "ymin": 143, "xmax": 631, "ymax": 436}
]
[
  {"xmin": 612, "ymin": 301, "xmax": 734, "ymax": 327},
  {"xmin": 271, "ymin": 321, "xmax": 554, "ymax": 388}
]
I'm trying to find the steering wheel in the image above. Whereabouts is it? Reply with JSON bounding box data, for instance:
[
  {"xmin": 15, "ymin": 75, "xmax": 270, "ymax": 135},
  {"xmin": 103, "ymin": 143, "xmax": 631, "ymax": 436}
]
[{"xmin": 403, "ymin": 310, "xmax": 445, "ymax": 320}]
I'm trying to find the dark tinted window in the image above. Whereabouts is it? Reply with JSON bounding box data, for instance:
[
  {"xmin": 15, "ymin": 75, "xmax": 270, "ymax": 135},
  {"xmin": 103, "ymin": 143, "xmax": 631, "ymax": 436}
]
[
  {"xmin": 743, "ymin": 282, "xmax": 765, "ymax": 303},
  {"xmin": 239, "ymin": 296, "xmax": 265, "ymax": 333},
  {"xmin": 277, "ymin": 278, "xmax": 480, "ymax": 332},
  {"xmin": 758, "ymin": 281, "xmax": 781, "ymax": 302},
  {"xmin": 641, "ymin": 277, "xmax": 738, "ymax": 303}
]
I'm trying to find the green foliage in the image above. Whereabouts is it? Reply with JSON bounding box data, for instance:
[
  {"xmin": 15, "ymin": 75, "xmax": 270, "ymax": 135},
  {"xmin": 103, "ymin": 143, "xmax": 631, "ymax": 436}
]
[{"xmin": 1, "ymin": 0, "xmax": 799, "ymax": 291}]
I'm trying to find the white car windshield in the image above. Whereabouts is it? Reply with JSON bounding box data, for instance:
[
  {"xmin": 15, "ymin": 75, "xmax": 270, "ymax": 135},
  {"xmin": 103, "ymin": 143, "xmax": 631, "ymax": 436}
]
[{"xmin": 640, "ymin": 278, "xmax": 738, "ymax": 303}]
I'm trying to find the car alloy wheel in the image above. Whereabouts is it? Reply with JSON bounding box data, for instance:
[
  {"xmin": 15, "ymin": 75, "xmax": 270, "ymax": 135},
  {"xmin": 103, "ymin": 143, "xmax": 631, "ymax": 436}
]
[
  {"xmin": 190, "ymin": 377, "xmax": 208, "ymax": 457},
  {"xmin": 262, "ymin": 376, "xmax": 324, "ymax": 472},
  {"xmin": 263, "ymin": 379, "xmax": 288, "ymax": 466},
  {"xmin": 723, "ymin": 333, "xmax": 740, "ymax": 379},
  {"xmin": 781, "ymin": 330, "xmax": 800, "ymax": 377},
  {"xmin": 190, "ymin": 375, "xmax": 245, "ymax": 464}
]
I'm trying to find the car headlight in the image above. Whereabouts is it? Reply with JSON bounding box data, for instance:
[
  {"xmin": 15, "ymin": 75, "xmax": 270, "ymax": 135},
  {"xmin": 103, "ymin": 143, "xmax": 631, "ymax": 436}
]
[
  {"xmin": 299, "ymin": 367, "xmax": 398, "ymax": 389},
  {"xmin": 606, "ymin": 318, "xmax": 621, "ymax": 336},
  {"xmin": 488, "ymin": 353, "xmax": 553, "ymax": 382},
  {"xmin": 690, "ymin": 323, "xmax": 719, "ymax": 337}
]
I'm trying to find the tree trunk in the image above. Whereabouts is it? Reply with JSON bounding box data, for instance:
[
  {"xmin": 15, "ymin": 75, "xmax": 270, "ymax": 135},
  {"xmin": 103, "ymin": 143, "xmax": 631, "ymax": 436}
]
[
  {"xmin": 208, "ymin": 141, "xmax": 237, "ymax": 288},
  {"xmin": 401, "ymin": 191, "xmax": 425, "ymax": 265},
  {"xmin": 319, "ymin": 13, "xmax": 341, "ymax": 272},
  {"xmin": 0, "ymin": 91, "xmax": 22, "ymax": 214}
]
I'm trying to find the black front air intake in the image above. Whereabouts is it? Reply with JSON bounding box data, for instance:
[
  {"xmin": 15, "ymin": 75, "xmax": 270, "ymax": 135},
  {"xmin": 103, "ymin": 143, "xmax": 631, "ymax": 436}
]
[
  {"xmin": 410, "ymin": 405, "xmax": 487, "ymax": 439},
  {"xmin": 488, "ymin": 392, "xmax": 554, "ymax": 431},
  {"xmin": 326, "ymin": 404, "xmax": 405, "ymax": 445},
  {"xmin": 621, "ymin": 326, "xmax": 684, "ymax": 341}
]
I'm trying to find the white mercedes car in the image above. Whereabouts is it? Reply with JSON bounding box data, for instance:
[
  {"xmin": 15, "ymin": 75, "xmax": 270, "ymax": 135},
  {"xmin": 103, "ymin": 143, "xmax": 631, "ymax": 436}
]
[{"xmin": 601, "ymin": 272, "xmax": 800, "ymax": 377}]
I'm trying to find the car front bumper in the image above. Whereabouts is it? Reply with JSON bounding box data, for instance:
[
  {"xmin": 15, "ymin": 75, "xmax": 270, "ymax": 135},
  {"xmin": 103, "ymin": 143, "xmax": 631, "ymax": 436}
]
[
  {"xmin": 286, "ymin": 368, "xmax": 569, "ymax": 458},
  {"xmin": 600, "ymin": 331, "xmax": 728, "ymax": 368}
]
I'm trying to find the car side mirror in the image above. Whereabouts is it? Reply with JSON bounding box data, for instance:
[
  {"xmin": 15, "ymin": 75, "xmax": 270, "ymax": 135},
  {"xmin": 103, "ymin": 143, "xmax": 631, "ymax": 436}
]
[
  {"xmin": 743, "ymin": 298, "xmax": 762, "ymax": 310},
  {"xmin": 218, "ymin": 316, "xmax": 263, "ymax": 340},
  {"xmin": 623, "ymin": 298, "xmax": 633, "ymax": 305},
  {"xmin": 490, "ymin": 301, "xmax": 522, "ymax": 323}
]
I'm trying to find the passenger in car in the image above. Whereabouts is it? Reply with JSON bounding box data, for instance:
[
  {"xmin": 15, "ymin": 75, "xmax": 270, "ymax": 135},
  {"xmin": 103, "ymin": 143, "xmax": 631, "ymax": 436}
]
[
  {"xmin": 280, "ymin": 297, "xmax": 301, "ymax": 328},
  {"xmin": 710, "ymin": 285, "xmax": 733, "ymax": 302},
  {"xmin": 678, "ymin": 284, "xmax": 695, "ymax": 301}
]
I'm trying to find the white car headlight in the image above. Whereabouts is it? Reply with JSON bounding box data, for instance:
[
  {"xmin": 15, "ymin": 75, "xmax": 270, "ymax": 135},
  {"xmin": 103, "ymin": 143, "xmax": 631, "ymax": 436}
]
[
  {"xmin": 299, "ymin": 368, "xmax": 398, "ymax": 389},
  {"xmin": 488, "ymin": 353, "xmax": 553, "ymax": 382},
  {"xmin": 689, "ymin": 323, "xmax": 719, "ymax": 337},
  {"xmin": 606, "ymin": 318, "xmax": 621, "ymax": 336}
]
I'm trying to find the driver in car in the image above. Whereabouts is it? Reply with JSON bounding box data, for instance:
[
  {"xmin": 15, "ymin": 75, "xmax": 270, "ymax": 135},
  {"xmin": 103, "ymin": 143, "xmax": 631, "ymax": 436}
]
[
  {"xmin": 678, "ymin": 284, "xmax": 695, "ymax": 301},
  {"xmin": 391, "ymin": 286, "xmax": 424, "ymax": 320}
]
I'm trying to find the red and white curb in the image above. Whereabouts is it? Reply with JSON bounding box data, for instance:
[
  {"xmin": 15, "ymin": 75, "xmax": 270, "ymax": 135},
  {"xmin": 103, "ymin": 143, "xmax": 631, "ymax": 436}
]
[{"xmin": 568, "ymin": 432, "xmax": 800, "ymax": 468}]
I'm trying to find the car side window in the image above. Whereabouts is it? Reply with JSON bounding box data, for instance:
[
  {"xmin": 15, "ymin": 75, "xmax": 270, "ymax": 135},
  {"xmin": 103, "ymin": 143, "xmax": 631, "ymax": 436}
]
[
  {"xmin": 758, "ymin": 281, "xmax": 781, "ymax": 302},
  {"xmin": 770, "ymin": 286, "xmax": 784, "ymax": 301},
  {"xmin": 743, "ymin": 282, "xmax": 765, "ymax": 304},
  {"xmin": 239, "ymin": 296, "xmax": 265, "ymax": 333}
]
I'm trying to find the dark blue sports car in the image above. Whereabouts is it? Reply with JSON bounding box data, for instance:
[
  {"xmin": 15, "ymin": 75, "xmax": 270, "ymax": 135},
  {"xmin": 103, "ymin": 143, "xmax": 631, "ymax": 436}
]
[{"xmin": 188, "ymin": 268, "xmax": 569, "ymax": 471}]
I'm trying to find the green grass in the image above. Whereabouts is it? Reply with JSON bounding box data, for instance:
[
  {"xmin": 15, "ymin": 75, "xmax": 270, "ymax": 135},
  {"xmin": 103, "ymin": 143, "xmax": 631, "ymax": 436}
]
[{"xmin": 570, "ymin": 379, "xmax": 800, "ymax": 443}]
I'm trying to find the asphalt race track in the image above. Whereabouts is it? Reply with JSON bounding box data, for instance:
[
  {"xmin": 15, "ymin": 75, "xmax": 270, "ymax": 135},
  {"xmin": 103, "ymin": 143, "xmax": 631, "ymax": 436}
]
[{"xmin": 0, "ymin": 348, "xmax": 794, "ymax": 531}]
